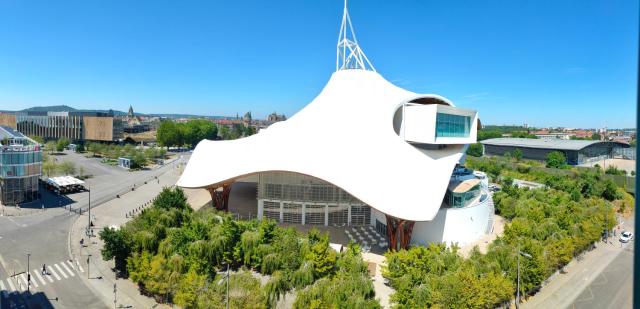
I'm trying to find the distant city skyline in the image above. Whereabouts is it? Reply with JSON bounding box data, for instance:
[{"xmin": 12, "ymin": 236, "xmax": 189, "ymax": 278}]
[{"xmin": 0, "ymin": 1, "xmax": 637, "ymax": 128}]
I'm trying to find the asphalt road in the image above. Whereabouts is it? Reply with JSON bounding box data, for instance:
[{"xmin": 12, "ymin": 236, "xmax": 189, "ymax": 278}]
[
  {"xmin": 569, "ymin": 241, "xmax": 634, "ymax": 309},
  {"xmin": 0, "ymin": 151, "xmax": 186, "ymax": 308}
]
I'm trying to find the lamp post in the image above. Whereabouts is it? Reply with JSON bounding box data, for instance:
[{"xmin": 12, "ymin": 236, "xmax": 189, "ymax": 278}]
[
  {"xmin": 217, "ymin": 263, "xmax": 230, "ymax": 309},
  {"xmin": 88, "ymin": 187, "xmax": 91, "ymax": 237},
  {"xmin": 27, "ymin": 253, "xmax": 30, "ymax": 293},
  {"xmin": 516, "ymin": 250, "xmax": 532, "ymax": 308},
  {"xmin": 87, "ymin": 254, "xmax": 92, "ymax": 279}
]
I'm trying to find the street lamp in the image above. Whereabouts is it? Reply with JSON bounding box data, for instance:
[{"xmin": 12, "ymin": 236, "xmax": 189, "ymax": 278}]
[
  {"xmin": 217, "ymin": 263, "xmax": 230, "ymax": 309},
  {"xmin": 87, "ymin": 254, "xmax": 92, "ymax": 279},
  {"xmin": 516, "ymin": 250, "xmax": 532, "ymax": 308},
  {"xmin": 27, "ymin": 253, "xmax": 30, "ymax": 293}
]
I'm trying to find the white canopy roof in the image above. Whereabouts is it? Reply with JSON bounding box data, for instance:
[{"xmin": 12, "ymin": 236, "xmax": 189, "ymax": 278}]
[
  {"xmin": 177, "ymin": 69, "xmax": 465, "ymax": 221},
  {"xmin": 47, "ymin": 176, "xmax": 85, "ymax": 187}
]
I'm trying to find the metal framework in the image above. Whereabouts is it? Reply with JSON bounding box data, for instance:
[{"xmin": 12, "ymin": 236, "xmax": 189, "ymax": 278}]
[{"xmin": 336, "ymin": 0, "xmax": 375, "ymax": 72}]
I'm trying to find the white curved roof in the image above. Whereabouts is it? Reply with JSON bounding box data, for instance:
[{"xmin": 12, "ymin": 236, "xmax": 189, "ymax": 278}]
[{"xmin": 177, "ymin": 69, "xmax": 467, "ymax": 221}]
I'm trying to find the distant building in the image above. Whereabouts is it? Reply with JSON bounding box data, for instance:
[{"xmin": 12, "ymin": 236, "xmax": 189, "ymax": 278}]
[
  {"xmin": 123, "ymin": 106, "xmax": 151, "ymax": 133},
  {"xmin": 2, "ymin": 111, "xmax": 124, "ymax": 142},
  {"xmin": 0, "ymin": 126, "xmax": 42, "ymax": 205},
  {"xmin": 481, "ymin": 138, "xmax": 630, "ymax": 165},
  {"xmin": 267, "ymin": 112, "xmax": 286, "ymax": 123}
]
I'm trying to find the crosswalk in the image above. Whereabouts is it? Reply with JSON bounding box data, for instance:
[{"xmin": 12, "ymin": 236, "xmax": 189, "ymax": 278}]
[{"xmin": 0, "ymin": 260, "xmax": 85, "ymax": 298}]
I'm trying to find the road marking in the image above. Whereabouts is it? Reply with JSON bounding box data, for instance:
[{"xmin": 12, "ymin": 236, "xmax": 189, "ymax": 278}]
[
  {"xmin": 0, "ymin": 255, "xmax": 9, "ymax": 274},
  {"xmin": 54, "ymin": 263, "xmax": 68, "ymax": 279},
  {"xmin": 47, "ymin": 266, "xmax": 61, "ymax": 281},
  {"xmin": 61, "ymin": 262, "xmax": 75, "ymax": 277},
  {"xmin": 75, "ymin": 260, "xmax": 85, "ymax": 273},
  {"xmin": 6, "ymin": 277, "xmax": 15, "ymax": 291},
  {"xmin": 33, "ymin": 270, "xmax": 46, "ymax": 286},
  {"xmin": 18, "ymin": 274, "xmax": 28, "ymax": 290}
]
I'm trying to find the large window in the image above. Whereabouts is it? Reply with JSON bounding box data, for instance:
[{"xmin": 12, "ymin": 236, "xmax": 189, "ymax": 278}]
[
  {"xmin": 445, "ymin": 183, "xmax": 481, "ymax": 208},
  {"xmin": 436, "ymin": 113, "xmax": 471, "ymax": 138}
]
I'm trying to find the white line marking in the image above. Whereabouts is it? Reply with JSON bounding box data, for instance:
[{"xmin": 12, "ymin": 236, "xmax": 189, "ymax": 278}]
[
  {"xmin": 61, "ymin": 262, "xmax": 75, "ymax": 277},
  {"xmin": 54, "ymin": 263, "xmax": 68, "ymax": 279},
  {"xmin": 47, "ymin": 266, "xmax": 61, "ymax": 281},
  {"xmin": 18, "ymin": 274, "xmax": 28, "ymax": 290},
  {"xmin": 75, "ymin": 260, "xmax": 84, "ymax": 273},
  {"xmin": 28, "ymin": 272, "xmax": 38, "ymax": 288},
  {"xmin": 33, "ymin": 269, "xmax": 46, "ymax": 286},
  {"xmin": 6, "ymin": 277, "xmax": 15, "ymax": 291}
]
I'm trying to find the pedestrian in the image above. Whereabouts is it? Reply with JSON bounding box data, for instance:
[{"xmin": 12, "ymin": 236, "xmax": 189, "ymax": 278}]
[{"xmin": 42, "ymin": 264, "xmax": 46, "ymax": 275}]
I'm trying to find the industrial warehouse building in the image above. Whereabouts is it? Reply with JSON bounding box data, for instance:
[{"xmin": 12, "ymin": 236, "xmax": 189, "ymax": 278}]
[{"xmin": 481, "ymin": 138, "xmax": 631, "ymax": 165}]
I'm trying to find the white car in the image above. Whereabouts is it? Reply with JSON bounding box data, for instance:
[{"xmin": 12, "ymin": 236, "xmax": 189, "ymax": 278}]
[{"xmin": 619, "ymin": 231, "xmax": 633, "ymax": 243}]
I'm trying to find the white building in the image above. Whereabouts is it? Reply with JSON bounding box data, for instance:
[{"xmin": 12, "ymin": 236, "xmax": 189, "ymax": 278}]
[{"xmin": 177, "ymin": 2, "xmax": 493, "ymax": 250}]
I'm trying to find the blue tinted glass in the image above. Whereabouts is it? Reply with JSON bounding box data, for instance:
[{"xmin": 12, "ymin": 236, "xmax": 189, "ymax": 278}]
[{"xmin": 436, "ymin": 113, "xmax": 470, "ymax": 138}]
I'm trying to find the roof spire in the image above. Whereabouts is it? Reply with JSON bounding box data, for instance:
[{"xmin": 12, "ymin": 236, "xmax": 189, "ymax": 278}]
[{"xmin": 336, "ymin": 0, "xmax": 375, "ymax": 72}]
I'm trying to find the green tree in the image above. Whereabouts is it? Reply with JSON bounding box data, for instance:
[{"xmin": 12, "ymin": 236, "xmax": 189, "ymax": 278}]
[
  {"xmin": 157, "ymin": 120, "xmax": 182, "ymax": 147},
  {"xmin": 591, "ymin": 133, "xmax": 602, "ymax": 140},
  {"xmin": 99, "ymin": 227, "xmax": 132, "ymax": 275},
  {"xmin": 56, "ymin": 138, "xmax": 71, "ymax": 152},
  {"xmin": 59, "ymin": 161, "xmax": 76, "ymax": 175},
  {"xmin": 466, "ymin": 143, "xmax": 483, "ymax": 157},
  {"xmin": 545, "ymin": 151, "xmax": 567, "ymax": 168},
  {"xmin": 42, "ymin": 160, "xmax": 58, "ymax": 177},
  {"xmin": 513, "ymin": 148, "xmax": 523, "ymax": 161},
  {"xmin": 46, "ymin": 141, "xmax": 57, "ymax": 154}
]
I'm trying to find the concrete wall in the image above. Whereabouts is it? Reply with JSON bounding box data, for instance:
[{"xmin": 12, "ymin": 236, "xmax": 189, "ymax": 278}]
[
  {"xmin": 371, "ymin": 196, "xmax": 492, "ymax": 247},
  {"xmin": 411, "ymin": 196, "xmax": 492, "ymax": 247}
]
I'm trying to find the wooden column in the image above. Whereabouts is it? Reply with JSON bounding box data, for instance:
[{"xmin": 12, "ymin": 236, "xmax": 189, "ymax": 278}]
[
  {"xmin": 385, "ymin": 214, "xmax": 415, "ymax": 251},
  {"xmin": 207, "ymin": 183, "xmax": 233, "ymax": 211},
  {"xmin": 400, "ymin": 220, "xmax": 415, "ymax": 250}
]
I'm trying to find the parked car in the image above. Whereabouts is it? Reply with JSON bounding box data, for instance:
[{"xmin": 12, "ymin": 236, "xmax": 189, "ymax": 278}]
[{"xmin": 619, "ymin": 231, "xmax": 633, "ymax": 243}]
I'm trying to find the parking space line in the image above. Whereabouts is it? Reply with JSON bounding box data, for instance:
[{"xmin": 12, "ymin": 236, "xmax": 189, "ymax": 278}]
[
  {"xmin": 61, "ymin": 262, "xmax": 75, "ymax": 277},
  {"xmin": 33, "ymin": 270, "xmax": 46, "ymax": 286},
  {"xmin": 54, "ymin": 263, "xmax": 68, "ymax": 279},
  {"xmin": 47, "ymin": 266, "xmax": 61, "ymax": 281}
]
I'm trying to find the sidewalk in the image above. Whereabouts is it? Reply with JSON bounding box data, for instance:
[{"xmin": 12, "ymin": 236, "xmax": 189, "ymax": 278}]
[
  {"xmin": 68, "ymin": 166, "xmax": 182, "ymax": 308},
  {"xmin": 522, "ymin": 218, "xmax": 633, "ymax": 308}
]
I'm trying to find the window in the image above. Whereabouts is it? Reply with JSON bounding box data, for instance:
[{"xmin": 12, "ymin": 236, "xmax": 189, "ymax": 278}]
[{"xmin": 436, "ymin": 113, "xmax": 471, "ymax": 138}]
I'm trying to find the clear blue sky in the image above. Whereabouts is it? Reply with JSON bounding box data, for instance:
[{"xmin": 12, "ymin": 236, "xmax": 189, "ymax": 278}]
[{"xmin": 0, "ymin": 1, "xmax": 637, "ymax": 128}]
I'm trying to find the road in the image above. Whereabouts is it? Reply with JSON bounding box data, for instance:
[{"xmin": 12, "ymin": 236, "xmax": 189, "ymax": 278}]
[
  {"xmin": 0, "ymin": 151, "xmax": 185, "ymax": 308},
  {"xmin": 523, "ymin": 215, "xmax": 635, "ymax": 309}
]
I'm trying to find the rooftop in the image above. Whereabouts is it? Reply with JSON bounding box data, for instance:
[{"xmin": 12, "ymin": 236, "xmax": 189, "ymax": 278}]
[
  {"xmin": 0, "ymin": 125, "xmax": 26, "ymax": 140},
  {"xmin": 480, "ymin": 138, "xmax": 630, "ymax": 151}
]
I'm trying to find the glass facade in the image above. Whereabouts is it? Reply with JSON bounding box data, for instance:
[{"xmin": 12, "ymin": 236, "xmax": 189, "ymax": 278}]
[
  {"xmin": 435, "ymin": 113, "xmax": 471, "ymax": 138},
  {"xmin": 444, "ymin": 183, "xmax": 481, "ymax": 208},
  {"xmin": 257, "ymin": 172, "xmax": 370, "ymax": 226}
]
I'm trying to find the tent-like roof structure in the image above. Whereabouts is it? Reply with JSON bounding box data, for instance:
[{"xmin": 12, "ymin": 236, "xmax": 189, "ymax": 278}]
[{"xmin": 177, "ymin": 2, "xmax": 473, "ymax": 221}]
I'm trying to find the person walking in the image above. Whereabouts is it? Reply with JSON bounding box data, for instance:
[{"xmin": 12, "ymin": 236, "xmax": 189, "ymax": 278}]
[{"xmin": 42, "ymin": 264, "xmax": 46, "ymax": 275}]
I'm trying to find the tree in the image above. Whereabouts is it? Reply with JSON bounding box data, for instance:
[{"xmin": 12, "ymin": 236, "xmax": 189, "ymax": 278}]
[
  {"xmin": 513, "ymin": 148, "xmax": 523, "ymax": 161},
  {"xmin": 75, "ymin": 143, "xmax": 85, "ymax": 153},
  {"xmin": 59, "ymin": 161, "xmax": 76, "ymax": 175},
  {"xmin": 157, "ymin": 120, "xmax": 182, "ymax": 147},
  {"xmin": 56, "ymin": 138, "xmax": 71, "ymax": 152},
  {"xmin": 591, "ymin": 133, "xmax": 602, "ymax": 141},
  {"xmin": 546, "ymin": 151, "xmax": 567, "ymax": 168},
  {"xmin": 42, "ymin": 160, "xmax": 58, "ymax": 177},
  {"xmin": 466, "ymin": 143, "xmax": 483, "ymax": 157},
  {"xmin": 46, "ymin": 141, "xmax": 57, "ymax": 154},
  {"xmin": 131, "ymin": 152, "xmax": 148, "ymax": 168},
  {"xmin": 99, "ymin": 227, "xmax": 132, "ymax": 275}
]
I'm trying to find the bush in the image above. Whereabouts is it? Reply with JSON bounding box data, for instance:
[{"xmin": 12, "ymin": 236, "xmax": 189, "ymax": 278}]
[
  {"xmin": 466, "ymin": 143, "xmax": 483, "ymax": 157},
  {"xmin": 545, "ymin": 151, "xmax": 567, "ymax": 168}
]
